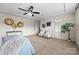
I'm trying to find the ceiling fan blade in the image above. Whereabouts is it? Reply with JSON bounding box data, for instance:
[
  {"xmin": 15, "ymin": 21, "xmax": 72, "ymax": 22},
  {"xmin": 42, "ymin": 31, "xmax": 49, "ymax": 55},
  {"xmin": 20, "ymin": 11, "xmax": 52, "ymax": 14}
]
[
  {"xmin": 30, "ymin": 6, "xmax": 33, "ymax": 9},
  {"xmin": 29, "ymin": 6, "xmax": 34, "ymax": 11},
  {"xmin": 33, "ymin": 12, "xmax": 40, "ymax": 14},
  {"xmin": 23, "ymin": 13, "xmax": 28, "ymax": 15},
  {"xmin": 18, "ymin": 8, "xmax": 27, "ymax": 11}
]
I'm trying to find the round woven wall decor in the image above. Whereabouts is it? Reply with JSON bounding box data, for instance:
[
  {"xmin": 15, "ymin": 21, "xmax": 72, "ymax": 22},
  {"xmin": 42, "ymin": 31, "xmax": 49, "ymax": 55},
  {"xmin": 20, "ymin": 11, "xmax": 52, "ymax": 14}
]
[
  {"xmin": 4, "ymin": 18, "xmax": 14, "ymax": 25},
  {"xmin": 17, "ymin": 22, "xmax": 24, "ymax": 28},
  {"xmin": 12, "ymin": 23, "xmax": 17, "ymax": 29}
]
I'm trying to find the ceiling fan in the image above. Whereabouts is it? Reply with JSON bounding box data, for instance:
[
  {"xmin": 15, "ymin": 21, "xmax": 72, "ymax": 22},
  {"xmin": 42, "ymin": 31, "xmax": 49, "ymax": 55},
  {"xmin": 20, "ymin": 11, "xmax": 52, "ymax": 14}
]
[{"xmin": 18, "ymin": 6, "xmax": 40, "ymax": 16}]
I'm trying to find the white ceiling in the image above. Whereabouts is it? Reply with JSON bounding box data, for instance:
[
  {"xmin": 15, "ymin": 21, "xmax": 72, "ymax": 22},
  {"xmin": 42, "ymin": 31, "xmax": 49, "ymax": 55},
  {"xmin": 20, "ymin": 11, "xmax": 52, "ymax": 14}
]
[{"xmin": 0, "ymin": 3, "xmax": 77, "ymax": 20}]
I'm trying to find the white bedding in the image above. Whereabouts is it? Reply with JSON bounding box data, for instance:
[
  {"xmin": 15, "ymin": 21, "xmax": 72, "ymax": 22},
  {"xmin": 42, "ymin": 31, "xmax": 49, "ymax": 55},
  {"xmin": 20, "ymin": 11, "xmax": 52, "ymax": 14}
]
[{"xmin": 0, "ymin": 35, "xmax": 35, "ymax": 55}]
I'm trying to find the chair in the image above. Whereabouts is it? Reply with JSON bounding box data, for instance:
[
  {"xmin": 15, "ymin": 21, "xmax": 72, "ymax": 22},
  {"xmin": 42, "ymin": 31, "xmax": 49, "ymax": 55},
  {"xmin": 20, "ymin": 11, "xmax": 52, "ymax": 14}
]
[
  {"xmin": 38, "ymin": 30, "xmax": 45, "ymax": 37},
  {"xmin": 44, "ymin": 31, "xmax": 52, "ymax": 38}
]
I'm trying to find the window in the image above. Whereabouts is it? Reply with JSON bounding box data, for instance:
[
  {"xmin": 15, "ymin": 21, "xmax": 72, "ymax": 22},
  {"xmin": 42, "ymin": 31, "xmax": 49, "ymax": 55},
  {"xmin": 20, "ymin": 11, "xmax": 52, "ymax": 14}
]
[
  {"xmin": 47, "ymin": 22, "xmax": 51, "ymax": 27},
  {"xmin": 42, "ymin": 24, "xmax": 45, "ymax": 28}
]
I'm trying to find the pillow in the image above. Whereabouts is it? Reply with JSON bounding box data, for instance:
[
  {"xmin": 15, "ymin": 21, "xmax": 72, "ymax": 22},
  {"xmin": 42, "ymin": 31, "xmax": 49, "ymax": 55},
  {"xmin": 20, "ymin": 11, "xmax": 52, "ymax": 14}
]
[{"xmin": 7, "ymin": 31, "xmax": 23, "ymax": 36}]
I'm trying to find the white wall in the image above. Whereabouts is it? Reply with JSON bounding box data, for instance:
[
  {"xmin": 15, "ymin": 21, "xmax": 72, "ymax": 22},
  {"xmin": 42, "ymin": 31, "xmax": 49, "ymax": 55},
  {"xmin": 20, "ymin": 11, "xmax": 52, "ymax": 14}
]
[
  {"xmin": 75, "ymin": 8, "xmax": 79, "ymax": 47},
  {"xmin": 0, "ymin": 13, "xmax": 39, "ymax": 37},
  {"xmin": 40, "ymin": 14, "xmax": 75, "ymax": 41}
]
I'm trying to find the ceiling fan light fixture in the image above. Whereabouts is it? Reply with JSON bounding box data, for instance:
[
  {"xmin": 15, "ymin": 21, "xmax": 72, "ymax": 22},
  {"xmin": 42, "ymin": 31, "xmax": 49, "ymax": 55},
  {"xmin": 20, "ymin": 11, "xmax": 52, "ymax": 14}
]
[
  {"xmin": 18, "ymin": 6, "xmax": 40, "ymax": 17},
  {"xmin": 27, "ymin": 12, "xmax": 32, "ymax": 16}
]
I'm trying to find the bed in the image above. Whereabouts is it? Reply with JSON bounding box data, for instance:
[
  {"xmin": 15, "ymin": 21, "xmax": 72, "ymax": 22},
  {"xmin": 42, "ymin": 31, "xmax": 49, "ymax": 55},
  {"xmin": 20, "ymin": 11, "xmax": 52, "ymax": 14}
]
[{"xmin": 0, "ymin": 35, "xmax": 35, "ymax": 55}]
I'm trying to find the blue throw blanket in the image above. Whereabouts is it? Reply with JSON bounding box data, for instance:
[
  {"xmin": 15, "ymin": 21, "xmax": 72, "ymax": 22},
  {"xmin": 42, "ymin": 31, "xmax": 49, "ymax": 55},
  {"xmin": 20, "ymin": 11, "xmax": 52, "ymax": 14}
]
[{"xmin": 0, "ymin": 35, "xmax": 35, "ymax": 55}]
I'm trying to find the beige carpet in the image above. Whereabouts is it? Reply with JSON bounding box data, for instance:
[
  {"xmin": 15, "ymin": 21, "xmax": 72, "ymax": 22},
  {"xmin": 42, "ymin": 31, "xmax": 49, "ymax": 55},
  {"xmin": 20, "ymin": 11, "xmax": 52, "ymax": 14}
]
[{"xmin": 27, "ymin": 35, "xmax": 79, "ymax": 55}]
